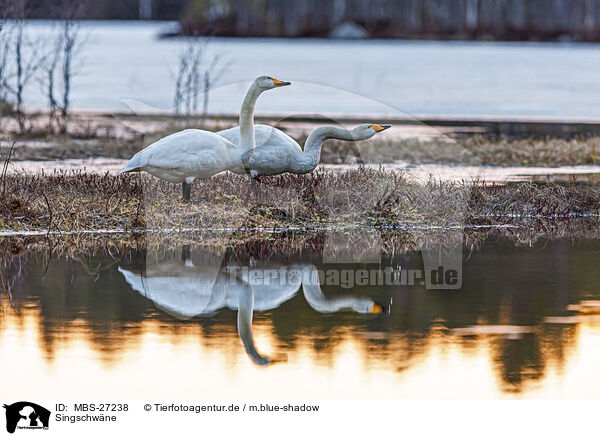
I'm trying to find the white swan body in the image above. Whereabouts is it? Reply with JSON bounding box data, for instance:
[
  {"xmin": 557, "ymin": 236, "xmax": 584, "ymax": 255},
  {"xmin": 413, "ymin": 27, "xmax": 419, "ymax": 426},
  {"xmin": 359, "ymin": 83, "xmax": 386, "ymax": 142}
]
[
  {"xmin": 218, "ymin": 123, "xmax": 391, "ymax": 177},
  {"xmin": 120, "ymin": 76, "xmax": 290, "ymax": 196},
  {"xmin": 121, "ymin": 129, "xmax": 244, "ymax": 183}
]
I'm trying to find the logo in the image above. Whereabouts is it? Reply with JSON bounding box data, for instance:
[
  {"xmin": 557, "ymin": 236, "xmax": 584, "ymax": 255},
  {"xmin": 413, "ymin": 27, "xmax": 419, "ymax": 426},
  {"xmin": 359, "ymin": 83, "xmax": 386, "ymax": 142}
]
[{"xmin": 3, "ymin": 402, "xmax": 50, "ymax": 434}]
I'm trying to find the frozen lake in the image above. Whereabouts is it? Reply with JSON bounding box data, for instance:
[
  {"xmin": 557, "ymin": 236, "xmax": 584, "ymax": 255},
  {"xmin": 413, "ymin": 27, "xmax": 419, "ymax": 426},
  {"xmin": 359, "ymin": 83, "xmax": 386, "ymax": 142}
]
[{"xmin": 16, "ymin": 20, "xmax": 600, "ymax": 119}]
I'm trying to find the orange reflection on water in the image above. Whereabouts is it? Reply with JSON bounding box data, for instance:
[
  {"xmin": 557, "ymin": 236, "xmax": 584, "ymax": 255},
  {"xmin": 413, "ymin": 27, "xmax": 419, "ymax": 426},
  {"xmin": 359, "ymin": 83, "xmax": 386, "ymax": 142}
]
[{"xmin": 2, "ymin": 305, "xmax": 600, "ymax": 400}]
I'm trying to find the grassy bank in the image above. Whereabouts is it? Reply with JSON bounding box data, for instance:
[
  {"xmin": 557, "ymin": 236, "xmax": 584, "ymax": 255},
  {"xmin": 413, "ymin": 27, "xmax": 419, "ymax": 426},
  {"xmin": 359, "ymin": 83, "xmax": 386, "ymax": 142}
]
[{"xmin": 1, "ymin": 169, "xmax": 599, "ymax": 236}]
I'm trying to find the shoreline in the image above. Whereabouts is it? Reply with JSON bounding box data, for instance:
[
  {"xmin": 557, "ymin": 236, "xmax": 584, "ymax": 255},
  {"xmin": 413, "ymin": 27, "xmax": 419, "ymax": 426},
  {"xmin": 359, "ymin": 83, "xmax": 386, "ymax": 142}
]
[
  {"xmin": 2, "ymin": 219, "xmax": 600, "ymax": 259},
  {"xmin": 2, "ymin": 111, "xmax": 600, "ymax": 184},
  {"xmin": 6, "ymin": 158, "xmax": 600, "ymax": 185},
  {"xmin": 13, "ymin": 110, "xmax": 600, "ymax": 137}
]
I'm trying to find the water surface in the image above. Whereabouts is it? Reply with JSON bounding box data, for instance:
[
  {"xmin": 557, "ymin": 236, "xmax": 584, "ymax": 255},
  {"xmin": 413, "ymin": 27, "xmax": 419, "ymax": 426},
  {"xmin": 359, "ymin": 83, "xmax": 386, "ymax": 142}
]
[
  {"xmin": 17, "ymin": 21, "xmax": 600, "ymax": 119},
  {"xmin": 1, "ymin": 237, "xmax": 599, "ymax": 399}
]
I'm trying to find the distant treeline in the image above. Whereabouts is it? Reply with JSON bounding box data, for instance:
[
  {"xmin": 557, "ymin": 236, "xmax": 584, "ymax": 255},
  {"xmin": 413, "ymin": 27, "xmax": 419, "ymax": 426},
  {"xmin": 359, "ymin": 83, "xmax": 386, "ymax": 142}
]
[
  {"xmin": 181, "ymin": 0, "xmax": 600, "ymax": 40},
  {"xmin": 13, "ymin": 0, "xmax": 600, "ymax": 41},
  {"xmin": 12, "ymin": 0, "xmax": 187, "ymax": 20}
]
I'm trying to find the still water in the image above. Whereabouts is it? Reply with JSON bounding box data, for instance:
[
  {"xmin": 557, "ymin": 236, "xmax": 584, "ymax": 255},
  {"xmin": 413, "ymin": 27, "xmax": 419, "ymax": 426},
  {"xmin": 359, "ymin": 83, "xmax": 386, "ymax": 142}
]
[
  {"xmin": 18, "ymin": 21, "xmax": 600, "ymax": 119},
  {"xmin": 1, "ymin": 236, "xmax": 599, "ymax": 399}
]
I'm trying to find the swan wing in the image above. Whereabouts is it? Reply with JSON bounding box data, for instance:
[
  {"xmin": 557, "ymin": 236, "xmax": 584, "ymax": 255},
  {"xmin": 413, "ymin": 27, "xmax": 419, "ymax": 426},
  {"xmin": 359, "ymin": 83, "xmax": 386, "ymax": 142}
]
[
  {"xmin": 125, "ymin": 129, "xmax": 241, "ymax": 181},
  {"xmin": 218, "ymin": 125, "xmax": 298, "ymax": 149},
  {"xmin": 118, "ymin": 266, "xmax": 218, "ymax": 318},
  {"xmin": 218, "ymin": 125, "xmax": 302, "ymax": 175}
]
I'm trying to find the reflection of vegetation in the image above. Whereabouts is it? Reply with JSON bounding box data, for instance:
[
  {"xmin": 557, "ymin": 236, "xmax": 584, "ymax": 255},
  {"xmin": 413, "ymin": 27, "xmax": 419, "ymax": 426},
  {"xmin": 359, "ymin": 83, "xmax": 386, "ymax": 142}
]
[
  {"xmin": 1, "ymin": 212, "xmax": 600, "ymax": 265},
  {"xmin": 2, "ymin": 237, "xmax": 600, "ymax": 393},
  {"xmin": 493, "ymin": 335, "xmax": 545, "ymax": 391}
]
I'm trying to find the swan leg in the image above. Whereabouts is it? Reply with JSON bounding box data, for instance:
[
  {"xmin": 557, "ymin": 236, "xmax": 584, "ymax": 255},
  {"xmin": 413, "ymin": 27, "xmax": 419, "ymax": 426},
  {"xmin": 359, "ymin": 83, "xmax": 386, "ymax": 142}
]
[
  {"xmin": 249, "ymin": 169, "xmax": 262, "ymax": 184},
  {"xmin": 181, "ymin": 245, "xmax": 191, "ymax": 264},
  {"xmin": 182, "ymin": 181, "xmax": 191, "ymax": 202}
]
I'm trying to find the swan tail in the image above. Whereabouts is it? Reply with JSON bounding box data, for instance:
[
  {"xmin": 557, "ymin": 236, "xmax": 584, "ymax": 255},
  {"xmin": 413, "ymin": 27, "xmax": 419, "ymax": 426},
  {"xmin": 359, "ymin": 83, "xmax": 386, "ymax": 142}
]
[{"xmin": 120, "ymin": 152, "xmax": 144, "ymax": 173}]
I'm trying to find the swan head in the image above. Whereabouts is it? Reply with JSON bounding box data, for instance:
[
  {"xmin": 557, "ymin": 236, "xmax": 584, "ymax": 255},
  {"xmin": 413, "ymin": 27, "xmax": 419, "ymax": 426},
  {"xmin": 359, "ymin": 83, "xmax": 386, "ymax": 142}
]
[
  {"xmin": 369, "ymin": 301, "xmax": 391, "ymax": 315},
  {"xmin": 255, "ymin": 75, "xmax": 291, "ymax": 90},
  {"xmin": 352, "ymin": 299, "xmax": 391, "ymax": 315},
  {"xmin": 352, "ymin": 123, "xmax": 391, "ymax": 139}
]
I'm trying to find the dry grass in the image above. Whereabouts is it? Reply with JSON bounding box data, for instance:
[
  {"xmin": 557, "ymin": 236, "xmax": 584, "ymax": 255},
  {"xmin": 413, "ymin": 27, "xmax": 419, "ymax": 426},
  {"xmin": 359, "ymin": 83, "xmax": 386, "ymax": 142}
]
[
  {"xmin": 0, "ymin": 171, "xmax": 143, "ymax": 232},
  {"xmin": 0, "ymin": 168, "xmax": 598, "ymax": 236}
]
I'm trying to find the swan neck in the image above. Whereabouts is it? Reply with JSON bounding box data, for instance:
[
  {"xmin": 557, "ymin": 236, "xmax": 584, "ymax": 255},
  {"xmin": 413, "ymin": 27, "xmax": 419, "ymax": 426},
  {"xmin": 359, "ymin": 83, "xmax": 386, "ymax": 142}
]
[
  {"xmin": 238, "ymin": 82, "xmax": 261, "ymax": 156},
  {"xmin": 237, "ymin": 286, "xmax": 270, "ymax": 365},
  {"xmin": 294, "ymin": 126, "xmax": 355, "ymax": 173}
]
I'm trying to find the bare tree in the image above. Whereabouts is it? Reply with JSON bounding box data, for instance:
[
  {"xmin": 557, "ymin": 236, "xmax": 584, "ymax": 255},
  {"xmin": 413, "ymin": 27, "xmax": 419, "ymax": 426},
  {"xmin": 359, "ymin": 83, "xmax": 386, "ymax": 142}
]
[
  {"xmin": 40, "ymin": 0, "xmax": 85, "ymax": 133},
  {"xmin": 39, "ymin": 27, "xmax": 62, "ymax": 130},
  {"xmin": 58, "ymin": 8, "xmax": 83, "ymax": 132},
  {"xmin": 3, "ymin": 23, "xmax": 44, "ymax": 133},
  {"xmin": 201, "ymin": 53, "xmax": 228, "ymax": 120},
  {"xmin": 172, "ymin": 48, "xmax": 188, "ymax": 115},
  {"xmin": 172, "ymin": 37, "xmax": 229, "ymax": 124},
  {"xmin": 0, "ymin": 1, "xmax": 46, "ymax": 134},
  {"xmin": 173, "ymin": 39, "xmax": 202, "ymax": 118},
  {"xmin": 0, "ymin": 6, "xmax": 11, "ymax": 126}
]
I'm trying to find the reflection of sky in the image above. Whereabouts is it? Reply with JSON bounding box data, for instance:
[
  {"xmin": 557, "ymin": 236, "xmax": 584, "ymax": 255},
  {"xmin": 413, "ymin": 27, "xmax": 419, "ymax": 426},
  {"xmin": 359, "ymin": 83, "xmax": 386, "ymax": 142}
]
[
  {"xmin": 17, "ymin": 21, "xmax": 600, "ymax": 118},
  {"xmin": 1, "ymin": 309, "xmax": 600, "ymax": 399}
]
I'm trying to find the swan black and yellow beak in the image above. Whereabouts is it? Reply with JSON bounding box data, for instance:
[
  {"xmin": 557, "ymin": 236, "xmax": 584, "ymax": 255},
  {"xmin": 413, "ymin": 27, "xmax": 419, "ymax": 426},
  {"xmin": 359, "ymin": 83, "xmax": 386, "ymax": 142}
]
[
  {"xmin": 267, "ymin": 355, "xmax": 288, "ymax": 365},
  {"xmin": 370, "ymin": 304, "xmax": 383, "ymax": 314},
  {"xmin": 270, "ymin": 77, "xmax": 291, "ymax": 87},
  {"xmin": 370, "ymin": 301, "xmax": 390, "ymax": 315},
  {"xmin": 370, "ymin": 124, "xmax": 392, "ymax": 132}
]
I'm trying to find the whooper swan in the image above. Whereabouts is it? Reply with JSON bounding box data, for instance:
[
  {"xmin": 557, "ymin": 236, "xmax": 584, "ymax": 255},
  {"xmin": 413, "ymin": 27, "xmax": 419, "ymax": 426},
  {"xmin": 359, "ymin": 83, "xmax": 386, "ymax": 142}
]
[{"xmin": 120, "ymin": 75, "xmax": 291, "ymax": 200}]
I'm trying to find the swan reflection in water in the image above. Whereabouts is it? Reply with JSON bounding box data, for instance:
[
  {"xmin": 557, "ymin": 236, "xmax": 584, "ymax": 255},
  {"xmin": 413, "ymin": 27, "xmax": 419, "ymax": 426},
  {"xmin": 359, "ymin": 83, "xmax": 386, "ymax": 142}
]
[{"xmin": 119, "ymin": 249, "xmax": 389, "ymax": 365}]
